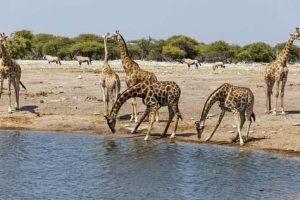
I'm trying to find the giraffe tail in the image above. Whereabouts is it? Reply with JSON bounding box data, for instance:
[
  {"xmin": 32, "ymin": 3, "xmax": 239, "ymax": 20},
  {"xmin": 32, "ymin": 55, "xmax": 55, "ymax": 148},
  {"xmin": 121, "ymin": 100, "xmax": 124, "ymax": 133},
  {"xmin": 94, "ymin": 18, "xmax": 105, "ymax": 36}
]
[
  {"xmin": 251, "ymin": 113, "xmax": 256, "ymax": 122},
  {"xmin": 20, "ymin": 81, "xmax": 27, "ymax": 90}
]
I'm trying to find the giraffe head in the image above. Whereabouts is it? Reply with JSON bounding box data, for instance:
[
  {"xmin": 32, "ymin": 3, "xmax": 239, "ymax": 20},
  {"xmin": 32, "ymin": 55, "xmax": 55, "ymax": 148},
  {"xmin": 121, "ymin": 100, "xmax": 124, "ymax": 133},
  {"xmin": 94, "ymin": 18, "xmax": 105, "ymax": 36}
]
[
  {"xmin": 0, "ymin": 33, "xmax": 8, "ymax": 46},
  {"xmin": 290, "ymin": 27, "xmax": 300, "ymax": 40},
  {"xmin": 195, "ymin": 120, "xmax": 205, "ymax": 139},
  {"xmin": 106, "ymin": 30, "xmax": 121, "ymax": 41},
  {"xmin": 104, "ymin": 112, "xmax": 117, "ymax": 133}
]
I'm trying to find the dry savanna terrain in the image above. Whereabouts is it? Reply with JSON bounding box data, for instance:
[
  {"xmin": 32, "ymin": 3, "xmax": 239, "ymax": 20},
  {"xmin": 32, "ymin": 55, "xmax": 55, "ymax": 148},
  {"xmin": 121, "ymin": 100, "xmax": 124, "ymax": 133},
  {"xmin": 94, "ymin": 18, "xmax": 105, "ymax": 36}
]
[{"xmin": 1, "ymin": 60, "xmax": 300, "ymax": 154}]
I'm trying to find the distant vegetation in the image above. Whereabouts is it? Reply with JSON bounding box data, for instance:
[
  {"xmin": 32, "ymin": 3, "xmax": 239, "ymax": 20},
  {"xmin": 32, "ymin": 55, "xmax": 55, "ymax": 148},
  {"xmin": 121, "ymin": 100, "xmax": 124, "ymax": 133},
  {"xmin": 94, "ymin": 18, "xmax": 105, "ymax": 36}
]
[{"xmin": 3, "ymin": 29, "xmax": 300, "ymax": 63}]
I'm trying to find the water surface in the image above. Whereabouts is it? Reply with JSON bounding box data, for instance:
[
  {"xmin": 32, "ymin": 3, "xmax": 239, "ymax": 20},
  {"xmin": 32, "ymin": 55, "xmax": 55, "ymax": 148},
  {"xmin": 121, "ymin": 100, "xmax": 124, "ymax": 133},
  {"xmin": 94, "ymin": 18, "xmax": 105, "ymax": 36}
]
[{"xmin": 0, "ymin": 131, "xmax": 299, "ymax": 200}]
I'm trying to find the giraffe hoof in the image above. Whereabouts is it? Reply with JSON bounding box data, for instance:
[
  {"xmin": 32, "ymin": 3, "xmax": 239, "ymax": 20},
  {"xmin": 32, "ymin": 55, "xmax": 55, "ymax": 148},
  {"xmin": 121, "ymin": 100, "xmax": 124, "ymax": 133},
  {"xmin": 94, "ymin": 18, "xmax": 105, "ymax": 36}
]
[
  {"xmin": 160, "ymin": 134, "xmax": 167, "ymax": 138},
  {"xmin": 144, "ymin": 136, "xmax": 149, "ymax": 141},
  {"xmin": 281, "ymin": 111, "xmax": 286, "ymax": 115},
  {"xmin": 272, "ymin": 111, "xmax": 277, "ymax": 115},
  {"xmin": 8, "ymin": 107, "xmax": 12, "ymax": 114},
  {"xmin": 170, "ymin": 133, "xmax": 176, "ymax": 138},
  {"xmin": 240, "ymin": 142, "xmax": 245, "ymax": 146},
  {"xmin": 205, "ymin": 137, "xmax": 211, "ymax": 142}
]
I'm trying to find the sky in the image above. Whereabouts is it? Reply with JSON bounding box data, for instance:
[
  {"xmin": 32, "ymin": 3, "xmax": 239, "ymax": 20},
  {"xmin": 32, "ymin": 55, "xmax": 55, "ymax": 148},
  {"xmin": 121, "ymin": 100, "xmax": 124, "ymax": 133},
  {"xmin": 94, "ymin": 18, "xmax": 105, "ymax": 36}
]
[{"xmin": 2, "ymin": 0, "xmax": 300, "ymax": 45}]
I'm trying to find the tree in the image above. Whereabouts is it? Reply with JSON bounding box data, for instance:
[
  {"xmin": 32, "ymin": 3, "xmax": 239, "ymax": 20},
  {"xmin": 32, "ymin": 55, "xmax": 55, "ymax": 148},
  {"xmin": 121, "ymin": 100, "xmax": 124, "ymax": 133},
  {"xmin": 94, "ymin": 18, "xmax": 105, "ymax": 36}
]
[
  {"xmin": 7, "ymin": 30, "xmax": 33, "ymax": 59},
  {"xmin": 204, "ymin": 40, "xmax": 238, "ymax": 62},
  {"xmin": 32, "ymin": 33, "xmax": 56, "ymax": 59},
  {"xmin": 42, "ymin": 36, "xmax": 73, "ymax": 59},
  {"xmin": 162, "ymin": 35, "xmax": 199, "ymax": 60},
  {"xmin": 236, "ymin": 42, "xmax": 274, "ymax": 62}
]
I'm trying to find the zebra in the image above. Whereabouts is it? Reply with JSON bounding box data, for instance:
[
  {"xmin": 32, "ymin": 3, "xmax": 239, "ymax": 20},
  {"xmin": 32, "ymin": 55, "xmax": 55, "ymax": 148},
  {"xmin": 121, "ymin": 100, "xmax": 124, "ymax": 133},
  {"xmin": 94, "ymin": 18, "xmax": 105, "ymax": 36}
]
[
  {"xmin": 43, "ymin": 55, "xmax": 61, "ymax": 65},
  {"xmin": 179, "ymin": 58, "xmax": 201, "ymax": 69},
  {"xmin": 212, "ymin": 62, "xmax": 225, "ymax": 71},
  {"xmin": 73, "ymin": 55, "xmax": 91, "ymax": 66}
]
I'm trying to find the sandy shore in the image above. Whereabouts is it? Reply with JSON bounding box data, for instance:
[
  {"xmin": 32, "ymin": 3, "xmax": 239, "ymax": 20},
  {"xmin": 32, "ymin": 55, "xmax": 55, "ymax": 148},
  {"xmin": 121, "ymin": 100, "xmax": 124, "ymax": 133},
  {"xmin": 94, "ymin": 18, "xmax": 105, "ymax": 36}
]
[{"xmin": 1, "ymin": 60, "xmax": 300, "ymax": 155}]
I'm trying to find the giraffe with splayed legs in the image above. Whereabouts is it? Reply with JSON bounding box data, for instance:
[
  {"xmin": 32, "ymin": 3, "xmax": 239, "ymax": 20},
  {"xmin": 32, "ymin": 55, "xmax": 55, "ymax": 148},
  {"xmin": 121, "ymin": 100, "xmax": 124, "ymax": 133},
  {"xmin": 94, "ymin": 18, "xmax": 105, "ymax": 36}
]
[
  {"xmin": 264, "ymin": 28, "xmax": 300, "ymax": 115},
  {"xmin": 100, "ymin": 33, "xmax": 121, "ymax": 115},
  {"xmin": 0, "ymin": 33, "xmax": 26, "ymax": 113},
  {"xmin": 195, "ymin": 83, "xmax": 255, "ymax": 146},
  {"xmin": 107, "ymin": 30, "xmax": 159, "ymax": 123},
  {"xmin": 105, "ymin": 81, "xmax": 182, "ymax": 141}
]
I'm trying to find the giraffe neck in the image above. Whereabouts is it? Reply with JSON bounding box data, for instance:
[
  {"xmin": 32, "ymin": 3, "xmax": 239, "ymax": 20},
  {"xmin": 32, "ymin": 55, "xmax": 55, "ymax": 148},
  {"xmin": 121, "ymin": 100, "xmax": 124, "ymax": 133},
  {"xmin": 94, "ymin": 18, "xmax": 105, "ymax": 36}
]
[
  {"xmin": 110, "ymin": 83, "xmax": 146, "ymax": 115},
  {"xmin": 102, "ymin": 36, "xmax": 111, "ymax": 70},
  {"xmin": 104, "ymin": 36, "xmax": 108, "ymax": 63},
  {"xmin": 276, "ymin": 36, "xmax": 295, "ymax": 66},
  {"xmin": 199, "ymin": 84, "xmax": 228, "ymax": 123},
  {"xmin": 117, "ymin": 34, "xmax": 139, "ymax": 73},
  {"xmin": 1, "ymin": 44, "xmax": 11, "ymax": 67}
]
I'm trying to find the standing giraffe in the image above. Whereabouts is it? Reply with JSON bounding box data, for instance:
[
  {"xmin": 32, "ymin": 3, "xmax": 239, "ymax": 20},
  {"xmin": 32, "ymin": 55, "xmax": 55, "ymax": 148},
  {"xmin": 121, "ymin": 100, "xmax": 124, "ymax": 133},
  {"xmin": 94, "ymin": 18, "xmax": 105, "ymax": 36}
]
[
  {"xmin": 195, "ymin": 83, "xmax": 255, "ymax": 146},
  {"xmin": 264, "ymin": 28, "xmax": 300, "ymax": 115},
  {"xmin": 106, "ymin": 30, "xmax": 158, "ymax": 123},
  {"xmin": 100, "ymin": 33, "xmax": 121, "ymax": 115},
  {"xmin": 105, "ymin": 81, "xmax": 182, "ymax": 141},
  {"xmin": 0, "ymin": 33, "xmax": 26, "ymax": 113}
]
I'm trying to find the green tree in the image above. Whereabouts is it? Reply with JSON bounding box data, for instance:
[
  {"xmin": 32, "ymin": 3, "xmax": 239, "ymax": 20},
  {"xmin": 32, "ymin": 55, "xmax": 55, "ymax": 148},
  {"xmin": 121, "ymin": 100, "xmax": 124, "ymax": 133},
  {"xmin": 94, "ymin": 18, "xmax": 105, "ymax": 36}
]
[
  {"xmin": 32, "ymin": 33, "xmax": 56, "ymax": 59},
  {"xmin": 204, "ymin": 40, "xmax": 237, "ymax": 62},
  {"xmin": 236, "ymin": 42, "xmax": 274, "ymax": 62},
  {"xmin": 7, "ymin": 30, "xmax": 33, "ymax": 59},
  {"xmin": 162, "ymin": 35, "xmax": 199, "ymax": 60},
  {"xmin": 43, "ymin": 36, "xmax": 73, "ymax": 59}
]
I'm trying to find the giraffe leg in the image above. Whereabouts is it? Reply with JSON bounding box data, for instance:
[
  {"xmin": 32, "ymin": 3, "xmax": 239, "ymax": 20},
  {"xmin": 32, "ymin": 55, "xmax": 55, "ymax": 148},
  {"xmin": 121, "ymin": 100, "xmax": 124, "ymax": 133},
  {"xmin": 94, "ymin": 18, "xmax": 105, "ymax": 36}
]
[
  {"xmin": 273, "ymin": 81, "xmax": 280, "ymax": 115},
  {"xmin": 205, "ymin": 110, "xmax": 225, "ymax": 141},
  {"xmin": 101, "ymin": 87, "xmax": 107, "ymax": 115},
  {"xmin": 265, "ymin": 82, "xmax": 271, "ymax": 114},
  {"xmin": 170, "ymin": 104, "xmax": 182, "ymax": 138},
  {"xmin": 130, "ymin": 98, "xmax": 138, "ymax": 123},
  {"xmin": 280, "ymin": 77, "xmax": 287, "ymax": 115},
  {"xmin": 245, "ymin": 117, "xmax": 253, "ymax": 142},
  {"xmin": 105, "ymin": 89, "xmax": 110, "ymax": 116},
  {"xmin": 161, "ymin": 105, "xmax": 174, "ymax": 138},
  {"xmin": 144, "ymin": 108, "xmax": 157, "ymax": 141},
  {"xmin": 131, "ymin": 106, "xmax": 150, "ymax": 134},
  {"xmin": 233, "ymin": 112, "xmax": 246, "ymax": 146},
  {"xmin": 7, "ymin": 78, "xmax": 12, "ymax": 113},
  {"xmin": 12, "ymin": 78, "xmax": 19, "ymax": 110},
  {"xmin": 0, "ymin": 77, "xmax": 4, "ymax": 98},
  {"xmin": 155, "ymin": 110, "xmax": 160, "ymax": 122}
]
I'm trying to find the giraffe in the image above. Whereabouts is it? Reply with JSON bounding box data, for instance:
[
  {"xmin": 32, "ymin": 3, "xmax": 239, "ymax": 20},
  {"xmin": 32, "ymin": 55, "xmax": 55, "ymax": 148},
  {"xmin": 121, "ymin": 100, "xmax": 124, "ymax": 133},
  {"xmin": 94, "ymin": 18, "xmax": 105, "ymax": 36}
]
[
  {"xmin": 106, "ymin": 30, "xmax": 158, "ymax": 123},
  {"xmin": 264, "ymin": 27, "xmax": 300, "ymax": 115},
  {"xmin": 105, "ymin": 81, "xmax": 182, "ymax": 141},
  {"xmin": 100, "ymin": 33, "xmax": 121, "ymax": 115},
  {"xmin": 0, "ymin": 33, "xmax": 26, "ymax": 113},
  {"xmin": 195, "ymin": 83, "xmax": 255, "ymax": 146}
]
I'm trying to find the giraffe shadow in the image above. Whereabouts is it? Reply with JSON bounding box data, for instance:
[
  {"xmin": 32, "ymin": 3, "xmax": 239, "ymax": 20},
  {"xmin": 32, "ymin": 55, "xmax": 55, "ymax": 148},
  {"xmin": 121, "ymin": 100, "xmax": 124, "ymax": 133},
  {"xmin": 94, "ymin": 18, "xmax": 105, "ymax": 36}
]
[
  {"xmin": 19, "ymin": 105, "xmax": 40, "ymax": 116},
  {"xmin": 285, "ymin": 110, "xmax": 300, "ymax": 115},
  {"xmin": 119, "ymin": 114, "xmax": 131, "ymax": 121}
]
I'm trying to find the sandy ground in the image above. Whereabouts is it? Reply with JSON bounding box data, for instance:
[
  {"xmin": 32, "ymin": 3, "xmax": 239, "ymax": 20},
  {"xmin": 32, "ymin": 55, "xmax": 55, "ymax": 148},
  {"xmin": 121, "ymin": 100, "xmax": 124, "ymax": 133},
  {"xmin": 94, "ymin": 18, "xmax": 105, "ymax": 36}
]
[{"xmin": 1, "ymin": 60, "xmax": 300, "ymax": 155}]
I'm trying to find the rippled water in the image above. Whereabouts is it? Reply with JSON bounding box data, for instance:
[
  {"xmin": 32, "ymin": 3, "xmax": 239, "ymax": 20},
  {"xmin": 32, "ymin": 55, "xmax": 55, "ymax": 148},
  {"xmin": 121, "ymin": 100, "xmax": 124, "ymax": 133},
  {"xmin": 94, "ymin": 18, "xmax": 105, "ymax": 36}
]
[{"xmin": 0, "ymin": 131, "xmax": 299, "ymax": 200}]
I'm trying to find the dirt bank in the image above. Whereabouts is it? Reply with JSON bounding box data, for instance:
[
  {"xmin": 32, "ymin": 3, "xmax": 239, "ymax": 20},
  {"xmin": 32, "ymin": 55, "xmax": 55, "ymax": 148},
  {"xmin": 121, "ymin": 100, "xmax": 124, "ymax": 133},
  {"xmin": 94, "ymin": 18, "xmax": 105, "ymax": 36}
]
[{"xmin": 1, "ymin": 60, "xmax": 300, "ymax": 154}]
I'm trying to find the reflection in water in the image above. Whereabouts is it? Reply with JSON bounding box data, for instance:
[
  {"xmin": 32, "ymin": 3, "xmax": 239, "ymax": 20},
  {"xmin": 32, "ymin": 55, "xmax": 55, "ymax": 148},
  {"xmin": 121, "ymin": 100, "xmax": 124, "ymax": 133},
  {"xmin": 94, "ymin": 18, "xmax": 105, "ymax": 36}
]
[{"xmin": 0, "ymin": 131, "xmax": 299, "ymax": 200}]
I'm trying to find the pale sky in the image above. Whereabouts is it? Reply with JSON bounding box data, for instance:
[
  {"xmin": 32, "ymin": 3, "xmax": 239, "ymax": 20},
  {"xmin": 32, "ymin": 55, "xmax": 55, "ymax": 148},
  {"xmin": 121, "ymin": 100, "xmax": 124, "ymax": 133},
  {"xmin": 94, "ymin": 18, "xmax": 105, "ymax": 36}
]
[{"xmin": 2, "ymin": 0, "xmax": 300, "ymax": 45}]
